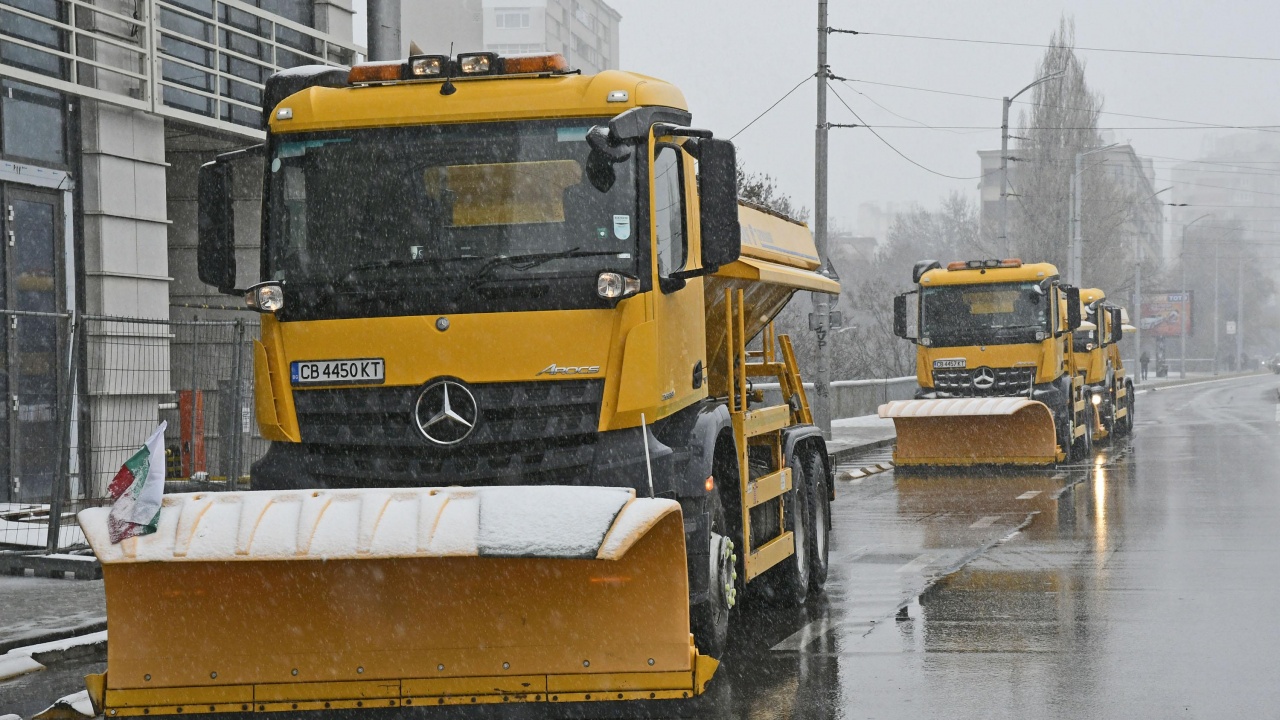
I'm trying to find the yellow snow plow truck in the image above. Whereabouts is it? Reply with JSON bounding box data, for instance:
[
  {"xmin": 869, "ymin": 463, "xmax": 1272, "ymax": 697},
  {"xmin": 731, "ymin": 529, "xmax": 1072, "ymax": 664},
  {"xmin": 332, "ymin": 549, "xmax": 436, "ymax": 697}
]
[
  {"xmin": 880, "ymin": 259, "xmax": 1091, "ymax": 467},
  {"xmin": 1076, "ymin": 289, "xmax": 1134, "ymax": 442},
  {"xmin": 75, "ymin": 52, "xmax": 840, "ymax": 716}
]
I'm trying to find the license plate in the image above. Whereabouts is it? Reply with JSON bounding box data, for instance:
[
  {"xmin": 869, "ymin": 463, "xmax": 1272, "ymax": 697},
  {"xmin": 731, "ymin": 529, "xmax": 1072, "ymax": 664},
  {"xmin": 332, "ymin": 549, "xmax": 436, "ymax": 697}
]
[
  {"xmin": 933, "ymin": 358, "xmax": 966, "ymax": 369},
  {"xmin": 290, "ymin": 358, "xmax": 385, "ymax": 386}
]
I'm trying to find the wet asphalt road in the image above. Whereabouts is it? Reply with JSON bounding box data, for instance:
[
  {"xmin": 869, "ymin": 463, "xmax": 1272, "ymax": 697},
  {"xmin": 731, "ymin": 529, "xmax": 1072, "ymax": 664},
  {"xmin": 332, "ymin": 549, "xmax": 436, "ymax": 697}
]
[
  {"xmin": 4, "ymin": 373, "xmax": 1278, "ymax": 718},
  {"xmin": 705, "ymin": 372, "xmax": 1280, "ymax": 719}
]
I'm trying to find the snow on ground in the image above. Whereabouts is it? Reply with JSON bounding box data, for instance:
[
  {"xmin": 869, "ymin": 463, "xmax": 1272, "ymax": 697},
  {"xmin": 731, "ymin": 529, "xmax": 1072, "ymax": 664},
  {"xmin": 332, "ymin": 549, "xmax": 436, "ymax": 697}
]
[
  {"xmin": 832, "ymin": 414, "xmax": 896, "ymax": 429},
  {"xmin": 0, "ymin": 631, "xmax": 107, "ymax": 682}
]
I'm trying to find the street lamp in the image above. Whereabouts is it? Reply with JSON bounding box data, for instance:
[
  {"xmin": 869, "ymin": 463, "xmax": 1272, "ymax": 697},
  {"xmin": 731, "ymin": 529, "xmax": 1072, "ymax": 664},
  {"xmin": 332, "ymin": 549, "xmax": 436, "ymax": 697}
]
[
  {"xmin": 1133, "ymin": 186, "xmax": 1172, "ymax": 380},
  {"xmin": 999, "ymin": 70, "xmax": 1064, "ymax": 253},
  {"xmin": 1070, "ymin": 143, "xmax": 1119, "ymax": 286},
  {"xmin": 1180, "ymin": 213, "xmax": 1214, "ymax": 378}
]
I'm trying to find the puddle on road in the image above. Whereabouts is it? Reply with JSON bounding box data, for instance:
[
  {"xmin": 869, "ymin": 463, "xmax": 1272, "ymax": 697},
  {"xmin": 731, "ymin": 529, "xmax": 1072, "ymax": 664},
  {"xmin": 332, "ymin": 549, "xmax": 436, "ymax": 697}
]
[{"xmin": 696, "ymin": 443, "xmax": 1137, "ymax": 719}]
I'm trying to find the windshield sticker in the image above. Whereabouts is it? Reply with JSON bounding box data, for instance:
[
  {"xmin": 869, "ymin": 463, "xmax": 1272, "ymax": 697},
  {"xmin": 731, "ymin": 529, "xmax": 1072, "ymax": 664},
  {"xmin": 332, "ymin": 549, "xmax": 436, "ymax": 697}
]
[
  {"xmin": 613, "ymin": 215, "xmax": 632, "ymax": 240},
  {"xmin": 270, "ymin": 158, "xmax": 282, "ymax": 173},
  {"xmin": 557, "ymin": 127, "xmax": 590, "ymax": 142}
]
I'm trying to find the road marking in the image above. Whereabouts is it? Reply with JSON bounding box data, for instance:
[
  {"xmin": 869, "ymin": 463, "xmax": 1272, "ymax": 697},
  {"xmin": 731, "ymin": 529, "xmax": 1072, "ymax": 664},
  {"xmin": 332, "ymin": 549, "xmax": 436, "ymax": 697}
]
[
  {"xmin": 1016, "ymin": 490, "xmax": 1041, "ymax": 500},
  {"xmin": 970, "ymin": 515, "xmax": 1001, "ymax": 528},
  {"xmin": 771, "ymin": 617, "xmax": 831, "ymax": 652},
  {"xmin": 895, "ymin": 554, "xmax": 933, "ymax": 573}
]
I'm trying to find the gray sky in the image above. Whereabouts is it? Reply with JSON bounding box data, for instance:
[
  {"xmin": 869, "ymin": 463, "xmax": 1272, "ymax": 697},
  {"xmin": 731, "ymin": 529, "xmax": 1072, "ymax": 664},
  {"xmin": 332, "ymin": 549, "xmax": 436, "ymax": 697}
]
[{"xmin": 357, "ymin": 1, "xmax": 1280, "ymax": 231}]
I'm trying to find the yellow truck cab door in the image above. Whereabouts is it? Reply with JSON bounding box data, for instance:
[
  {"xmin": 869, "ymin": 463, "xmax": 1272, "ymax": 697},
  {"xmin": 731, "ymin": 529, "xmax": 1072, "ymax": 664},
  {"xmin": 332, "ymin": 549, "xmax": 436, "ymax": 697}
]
[{"xmin": 647, "ymin": 136, "xmax": 708, "ymax": 418}]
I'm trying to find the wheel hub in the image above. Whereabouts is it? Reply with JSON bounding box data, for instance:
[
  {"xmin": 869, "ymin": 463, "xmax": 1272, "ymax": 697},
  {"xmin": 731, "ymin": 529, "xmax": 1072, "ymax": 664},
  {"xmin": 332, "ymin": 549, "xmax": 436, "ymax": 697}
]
[{"xmin": 710, "ymin": 532, "xmax": 737, "ymax": 610}]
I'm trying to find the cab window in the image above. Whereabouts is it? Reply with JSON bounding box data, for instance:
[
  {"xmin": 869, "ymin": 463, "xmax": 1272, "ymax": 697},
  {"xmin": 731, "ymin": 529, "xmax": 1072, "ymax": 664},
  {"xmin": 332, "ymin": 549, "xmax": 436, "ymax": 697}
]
[{"xmin": 653, "ymin": 145, "xmax": 687, "ymax": 278}]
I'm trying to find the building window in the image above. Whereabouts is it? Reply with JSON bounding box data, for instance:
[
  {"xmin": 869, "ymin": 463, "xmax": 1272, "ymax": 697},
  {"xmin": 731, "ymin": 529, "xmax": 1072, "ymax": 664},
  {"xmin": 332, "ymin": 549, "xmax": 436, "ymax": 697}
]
[
  {"xmin": 0, "ymin": 0, "xmax": 69, "ymax": 80},
  {"xmin": 486, "ymin": 43, "xmax": 546, "ymax": 55},
  {"xmin": 494, "ymin": 8, "xmax": 531, "ymax": 29},
  {"xmin": 0, "ymin": 79, "xmax": 67, "ymax": 167}
]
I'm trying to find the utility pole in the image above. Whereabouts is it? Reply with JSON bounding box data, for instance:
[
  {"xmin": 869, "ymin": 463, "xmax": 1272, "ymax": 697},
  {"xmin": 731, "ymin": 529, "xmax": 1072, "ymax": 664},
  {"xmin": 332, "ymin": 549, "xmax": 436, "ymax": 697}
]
[
  {"xmin": 1236, "ymin": 254, "xmax": 1244, "ymax": 369},
  {"xmin": 1180, "ymin": 214, "xmax": 1213, "ymax": 378},
  {"xmin": 1071, "ymin": 154, "xmax": 1082, "ymax": 287},
  {"xmin": 811, "ymin": 0, "xmax": 832, "ymax": 439},
  {"xmin": 367, "ymin": 0, "xmax": 401, "ymax": 61},
  {"xmin": 999, "ymin": 72, "xmax": 1061, "ymax": 255},
  {"xmin": 1213, "ymin": 237, "xmax": 1220, "ymax": 375},
  {"xmin": 999, "ymin": 97, "xmax": 1011, "ymax": 255},
  {"xmin": 1069, "ymin": 144, "xmax": 1117, "ymax": 287}
]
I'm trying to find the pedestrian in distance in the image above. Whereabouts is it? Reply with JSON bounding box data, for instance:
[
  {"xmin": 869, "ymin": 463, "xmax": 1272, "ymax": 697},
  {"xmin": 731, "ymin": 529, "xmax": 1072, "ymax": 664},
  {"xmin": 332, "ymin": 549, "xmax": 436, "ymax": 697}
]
[{"xmin": 1140, "ymin": 351, "xmax": 1150, "ymax": 380}]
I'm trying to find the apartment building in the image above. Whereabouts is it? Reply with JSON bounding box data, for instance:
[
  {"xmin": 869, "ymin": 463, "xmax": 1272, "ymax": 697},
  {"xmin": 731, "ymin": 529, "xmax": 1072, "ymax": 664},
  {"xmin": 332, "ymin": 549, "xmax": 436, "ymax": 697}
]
[
  {"xmin": 400, "ymin": 0, "xmax": 620, "ymax": 75},
  {"xmin": 0, "ymin": 0, "xmax": 357, "ymax": 509}
]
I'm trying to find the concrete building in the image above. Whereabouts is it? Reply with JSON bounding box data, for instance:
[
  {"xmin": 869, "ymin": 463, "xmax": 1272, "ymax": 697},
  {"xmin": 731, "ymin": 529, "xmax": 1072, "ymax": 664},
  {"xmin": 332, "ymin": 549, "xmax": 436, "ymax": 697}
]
[
  {"xmin": 0, "ymin": 0, "xmax": 358, "ymax": 508},
  {"xmin": 978, "ymin": 143, "xmax": 1163, "ymax": 266},
  {"xmin": 400, "ymin": 0, "xmax": 620, "ymax": 74},
  {"xmin": 1169, "ymin": 133, "xmax": 1280, "ymax": 259}
]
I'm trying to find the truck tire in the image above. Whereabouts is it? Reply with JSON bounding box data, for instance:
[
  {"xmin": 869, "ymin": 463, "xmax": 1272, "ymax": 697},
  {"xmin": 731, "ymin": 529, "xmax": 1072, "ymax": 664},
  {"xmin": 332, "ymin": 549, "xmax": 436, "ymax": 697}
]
[
  {"xmin": 762, "ymin": 455, "xmax": 811, "ymax": 606},
  {"xmin": 1119, "ymin": 382, "xmax": 1135, "ymax": 435},
  {"xmin": 690, "ymin": 489, "xmax": 733, "ymax": 658},
  {"xmin": 804, "ymin": 449, "xmax": 831, "ymax": 593}
]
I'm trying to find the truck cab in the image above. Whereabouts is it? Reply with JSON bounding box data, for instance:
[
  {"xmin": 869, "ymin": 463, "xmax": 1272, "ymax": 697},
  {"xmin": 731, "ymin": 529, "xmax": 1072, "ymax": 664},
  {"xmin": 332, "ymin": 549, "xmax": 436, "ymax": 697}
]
[
  {"xmin": 890, "ymin": 258, "xmax": 1093, "ymax": 464},
  {"xmin": 1076, "ymin": 289, "xmax": 1133, "ymax": 439}
]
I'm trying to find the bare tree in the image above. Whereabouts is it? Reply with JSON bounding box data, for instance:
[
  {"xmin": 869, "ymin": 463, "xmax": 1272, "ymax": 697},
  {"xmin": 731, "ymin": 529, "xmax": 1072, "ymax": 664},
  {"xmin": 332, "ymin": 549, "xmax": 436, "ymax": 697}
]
[{"xmin": 737, "ymin": 163, "xmax": 810, "ymax": 222}]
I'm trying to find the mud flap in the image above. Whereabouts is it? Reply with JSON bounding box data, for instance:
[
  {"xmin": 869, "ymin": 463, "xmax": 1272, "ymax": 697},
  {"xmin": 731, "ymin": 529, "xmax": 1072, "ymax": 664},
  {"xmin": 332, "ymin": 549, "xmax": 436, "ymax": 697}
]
[
  {"xmin": 78, "ymin": 486, "xmax": 715, "ymax": 714},
  {"xmin": 879, "ymin": 398, "xmax": 1059, "ymax": 466}
]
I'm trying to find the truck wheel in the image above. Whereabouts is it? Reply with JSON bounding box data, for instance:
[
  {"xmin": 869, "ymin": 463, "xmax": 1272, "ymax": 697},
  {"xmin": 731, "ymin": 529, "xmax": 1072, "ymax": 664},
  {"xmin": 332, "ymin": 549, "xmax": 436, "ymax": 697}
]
[
  {"xmin": 805, "ymin": 450, "xmax": 831, "ymax": 593},
  {"xmin": 763, "ymin": 455, "xmax": 811, "ymax": 606},
  {"xmin": 1121, "ymin": 383, "xmax": 1136, "ymax": 434},
  {"xmin": 691, "ymin": 490, "xmax": 734, "ymax": 658}
]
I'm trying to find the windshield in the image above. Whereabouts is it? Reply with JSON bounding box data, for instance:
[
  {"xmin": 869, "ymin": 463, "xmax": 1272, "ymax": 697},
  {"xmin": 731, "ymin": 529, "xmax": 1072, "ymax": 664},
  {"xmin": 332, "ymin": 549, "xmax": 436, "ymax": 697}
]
[
  {"xmin": 266, "ymin": 119, "xmax": 637, "ymax": 319},
  {"xmin": 1074, "ymin": 307, "xmax": 1100, "ymax": 352},
  {"xmin": 921, "ymin": 282, "xmax": 1050, "ymax": 346}
]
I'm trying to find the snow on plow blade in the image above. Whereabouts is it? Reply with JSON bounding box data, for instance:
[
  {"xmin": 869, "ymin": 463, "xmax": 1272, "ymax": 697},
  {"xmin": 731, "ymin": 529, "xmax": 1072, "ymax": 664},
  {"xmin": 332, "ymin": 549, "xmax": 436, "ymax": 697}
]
[
  {"xmin": 879, "ymin": 397, "xmax": 1060, "ymax": 466},
  {"xmin": 77, "ymin": 486, "xmax": 717, "ymax": 716}
]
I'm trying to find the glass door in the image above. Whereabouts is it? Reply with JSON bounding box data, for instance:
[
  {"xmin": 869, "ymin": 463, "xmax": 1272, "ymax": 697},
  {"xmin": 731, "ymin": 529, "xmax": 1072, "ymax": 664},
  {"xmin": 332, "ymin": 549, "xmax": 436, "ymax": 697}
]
[{"xmin": 2, "ymin": 185, "xmax": 64, "ymax": 504}]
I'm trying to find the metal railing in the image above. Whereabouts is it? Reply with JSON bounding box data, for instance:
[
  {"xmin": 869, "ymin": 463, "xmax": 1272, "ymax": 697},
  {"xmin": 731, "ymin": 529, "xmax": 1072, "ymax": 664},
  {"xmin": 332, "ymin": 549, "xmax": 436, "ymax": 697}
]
[
  {"xmin": 0, "ymin": 309, "xmax": 265, "ymax": 553},
  {"xmin": 0, "ymin": 0, "xmax": 359, "ymax": 139}
]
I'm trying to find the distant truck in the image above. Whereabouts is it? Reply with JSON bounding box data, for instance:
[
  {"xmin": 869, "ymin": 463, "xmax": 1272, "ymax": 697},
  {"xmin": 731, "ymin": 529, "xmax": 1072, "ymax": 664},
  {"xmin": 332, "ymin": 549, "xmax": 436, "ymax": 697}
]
[
  {"xmin": 1076, "ymin": 288, "xmax": 1134, "ymax": 441},
  {"xmin": 880, "ymin": 259, "xmax": 1091, "ymax": 466}
]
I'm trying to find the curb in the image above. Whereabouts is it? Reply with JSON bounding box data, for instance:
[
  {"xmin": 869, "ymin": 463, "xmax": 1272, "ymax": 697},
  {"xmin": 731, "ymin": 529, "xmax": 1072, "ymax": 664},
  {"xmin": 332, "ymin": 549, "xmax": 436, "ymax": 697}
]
[
  {"xmin": 0, "ymin": 630, "xmax": 107, "ymax": 683},
  {"xmin": 828, "ymin": 437, "xmax": 895, "ymax": 464},
  {"xmin": 0, "ymin": 619, "xmax": 107, "ymax": 656}
]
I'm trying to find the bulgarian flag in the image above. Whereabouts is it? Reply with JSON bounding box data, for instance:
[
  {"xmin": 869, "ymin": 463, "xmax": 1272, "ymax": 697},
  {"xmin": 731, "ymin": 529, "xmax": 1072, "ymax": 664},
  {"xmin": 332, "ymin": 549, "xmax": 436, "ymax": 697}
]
[{"xmin": 106, "ymin": 421, "xmax": 168, "ymax": 544}]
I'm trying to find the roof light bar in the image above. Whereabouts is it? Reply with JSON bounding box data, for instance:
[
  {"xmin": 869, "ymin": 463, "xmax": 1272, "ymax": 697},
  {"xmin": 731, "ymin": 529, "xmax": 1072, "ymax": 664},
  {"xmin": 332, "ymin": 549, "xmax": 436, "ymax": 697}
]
[
  {"xmin": 347, "ymin": 61, "xmax": 403, "ymax": 84},
  {"xmin": 347, "ymin": 51, "xmax": 573, "ymax": 86},
  {"xmin": 946, "ymin": 258, "xmax": 1023, "ymax": 271}
]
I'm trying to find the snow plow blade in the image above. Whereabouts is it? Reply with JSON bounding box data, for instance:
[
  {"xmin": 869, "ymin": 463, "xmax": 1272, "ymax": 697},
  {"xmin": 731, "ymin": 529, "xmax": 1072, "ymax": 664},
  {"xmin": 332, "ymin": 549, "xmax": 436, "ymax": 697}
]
[
  {"xmin": 78, "ymin": 486, "xmax": 717, "ymax": 716},
  {"xmin": 879, "ymin": 397, "xmax": 1060, "ymax": 466}
]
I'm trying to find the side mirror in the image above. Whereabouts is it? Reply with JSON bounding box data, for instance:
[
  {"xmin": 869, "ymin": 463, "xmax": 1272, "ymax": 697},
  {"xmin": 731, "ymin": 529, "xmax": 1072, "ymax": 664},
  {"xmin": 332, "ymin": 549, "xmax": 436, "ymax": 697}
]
[
  {"xmin": 893, "ymin": 292, "xmax": 917, "ymax": 341},
  {"xmin": 696, "ymin": 137, "xmax": 741, "ymax": 272},
  {"xmin": 197, "ymin": 159, "xmax": 236, "ymax": 293},
  {"xmin": 197, "ymin": 145, "xmax": 262, "ymax": 294},
  {"xmin": 1111, "ymin": 308, "xmax": 1124, "ymax": 344},
  {"xmin": 1064, "ymin": 286, "xmax": 1082, "ymax": 332},
  {"xmin": 912, "ymin": 260, "xmax": 941, "ymax": 284}
]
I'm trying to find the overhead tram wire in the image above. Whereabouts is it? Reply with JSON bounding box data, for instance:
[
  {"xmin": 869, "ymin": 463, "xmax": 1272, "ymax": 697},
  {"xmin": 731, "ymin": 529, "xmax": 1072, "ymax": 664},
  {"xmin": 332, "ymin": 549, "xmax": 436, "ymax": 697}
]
[
  {"xmin": 839, "ymin": 78, "xmax": 1280, "ymax": 136},
  {"xmin": 846, "ymin": 30, "xmax": 1280, "ymax": 63},
  {"xmin": 729, "ymin": 73, "xmax": 815, "ymax": 140},
  {"xmin": 825, "ymin": 81, "xmax": 980, "ymax": 181}
]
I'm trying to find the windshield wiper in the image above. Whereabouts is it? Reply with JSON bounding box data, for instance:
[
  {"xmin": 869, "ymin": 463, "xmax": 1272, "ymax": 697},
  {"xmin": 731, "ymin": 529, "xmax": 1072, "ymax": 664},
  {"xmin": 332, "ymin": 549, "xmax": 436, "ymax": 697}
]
[
  {"xmin": 341, "ymin": 255, "xmax": 482, "ymax": 283},
  {"xmin": 456, "ymin": 248, "xmax": 625, "ymax": 297}
]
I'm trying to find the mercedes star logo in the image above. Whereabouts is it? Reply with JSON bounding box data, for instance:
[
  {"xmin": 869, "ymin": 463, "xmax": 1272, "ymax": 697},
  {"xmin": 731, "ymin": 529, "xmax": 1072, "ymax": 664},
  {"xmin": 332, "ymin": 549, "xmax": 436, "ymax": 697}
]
[
  {"xmin": 972, "ymin": 367, "xmax": 996, "ymax": 390},
  {"xmin": 414, "ymin": 379, "xmax": 478, "ymax": 446}
]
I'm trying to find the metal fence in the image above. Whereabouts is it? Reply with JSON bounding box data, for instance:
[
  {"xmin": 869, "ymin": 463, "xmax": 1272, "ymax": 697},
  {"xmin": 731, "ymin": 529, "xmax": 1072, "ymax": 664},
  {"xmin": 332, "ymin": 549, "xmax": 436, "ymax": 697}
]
[{"xmin": 0, "ymin": 309, "xmax": 264, "ymax": 553}]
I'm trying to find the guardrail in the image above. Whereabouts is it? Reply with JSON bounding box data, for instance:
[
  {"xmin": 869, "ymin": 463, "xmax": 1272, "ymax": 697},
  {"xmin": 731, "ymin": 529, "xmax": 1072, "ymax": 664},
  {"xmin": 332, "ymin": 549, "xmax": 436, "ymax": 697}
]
[
  {"xmin": 759, "ymin": 376, "xmax": 918, "ymax": 419},
  {"xmin": 1, "ymin": 0, "xmax": 359, "ymax": 139}
]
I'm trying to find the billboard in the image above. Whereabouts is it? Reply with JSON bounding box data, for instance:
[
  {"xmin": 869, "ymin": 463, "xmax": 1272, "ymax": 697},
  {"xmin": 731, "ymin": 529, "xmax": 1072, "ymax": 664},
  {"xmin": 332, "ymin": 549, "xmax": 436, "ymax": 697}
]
[{"xmin": 1140, "ymin": 292, "xmax": 1192, "ymax": 337}]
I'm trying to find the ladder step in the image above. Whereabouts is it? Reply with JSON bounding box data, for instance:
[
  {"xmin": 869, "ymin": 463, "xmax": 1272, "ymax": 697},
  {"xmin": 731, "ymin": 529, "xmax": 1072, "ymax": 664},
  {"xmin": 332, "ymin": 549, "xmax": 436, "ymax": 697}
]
[
  {"xmin": 737, "ymin": 405, "xmax": 790, "ymax": 438},
  {"xmin": 743, "ymin": 531, "xmax": 795, "ymax": 582},
  {"xmin": 745, "ymin": 468, "xmax": 791, "ymax": 509}
]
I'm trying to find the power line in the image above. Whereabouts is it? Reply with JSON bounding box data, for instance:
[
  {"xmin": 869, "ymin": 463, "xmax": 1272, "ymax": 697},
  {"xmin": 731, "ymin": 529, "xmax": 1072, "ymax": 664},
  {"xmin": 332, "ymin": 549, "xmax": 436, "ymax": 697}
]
[
  {"xmin": 851, "ymin": 30, "xmax": 1280, "ymax": 63},
  {"xmin": 837, "ymin": 82, "xmax": 984, "ymax": 136},
  {"xmin": 826, "ymin": 82, "xmax": 981, "ymax": 180},
  {"xmin": 857, "ymin": 125, "xmax": 1280, "ymax": 131},
  {"xmin": 842, "ymin": 78, "xmax": 1280, "ymax": 135},
  {"xmin": 729, "ymin": 73, "xmax": 814, "ymax": 140}
]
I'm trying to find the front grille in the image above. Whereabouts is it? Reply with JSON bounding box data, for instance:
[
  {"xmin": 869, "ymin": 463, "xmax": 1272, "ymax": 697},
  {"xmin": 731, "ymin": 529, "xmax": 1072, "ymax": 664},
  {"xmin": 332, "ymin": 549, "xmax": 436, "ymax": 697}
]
[
  {"xmin": 291, "ymin": 380, "xmax": 604, "ymax": 486},
  {"xmin": 931, "ymin": 367, "xmax": 1036, "ymax": 397}
]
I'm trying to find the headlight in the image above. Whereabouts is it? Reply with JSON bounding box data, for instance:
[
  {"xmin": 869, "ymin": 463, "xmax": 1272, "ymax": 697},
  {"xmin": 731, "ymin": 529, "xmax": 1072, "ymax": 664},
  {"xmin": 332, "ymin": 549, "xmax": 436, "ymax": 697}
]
[
  {"xmin": 408, "ymin": 55, "xmax": 446, "ymax": 77},
  {"xmin": 458, "ymin": 53, "xmax": 494, "ymax": 74},
  {"xmin": 1091, "ymin": 394, "xmax": 1102, "ymax": 406},
  {"xmin": 246, "ymin": 282, "xmax": 284, "ymax": 313},
  {"xmin": 597, "ymin": 272, "xmax": 640, "ymax": 299}
]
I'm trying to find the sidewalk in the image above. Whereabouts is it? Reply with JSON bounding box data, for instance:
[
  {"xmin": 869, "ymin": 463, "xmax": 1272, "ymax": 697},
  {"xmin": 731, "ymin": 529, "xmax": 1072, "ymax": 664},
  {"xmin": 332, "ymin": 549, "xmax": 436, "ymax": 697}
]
[{"xmin": 826, "ymin": 414, "xmax": 896, "ymax": 462}]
